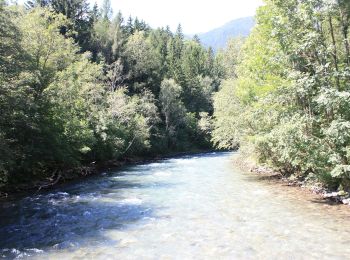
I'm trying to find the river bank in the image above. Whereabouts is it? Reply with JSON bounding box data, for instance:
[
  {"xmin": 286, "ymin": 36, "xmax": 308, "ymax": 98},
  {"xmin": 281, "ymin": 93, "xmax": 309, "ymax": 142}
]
[
  {"xmin": 0, "ymin": 149, "xmax": 215, "ymax": 199},
  {"xmin": 231, "ymin": 153, "xmax": 350, "ymax": 207}
]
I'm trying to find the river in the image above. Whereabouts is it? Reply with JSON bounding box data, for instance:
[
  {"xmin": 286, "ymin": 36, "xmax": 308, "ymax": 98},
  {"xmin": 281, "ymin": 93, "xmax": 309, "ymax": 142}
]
[{"xmin": 1, "ymin": 152, "xmax": 350, "ymax": 259}]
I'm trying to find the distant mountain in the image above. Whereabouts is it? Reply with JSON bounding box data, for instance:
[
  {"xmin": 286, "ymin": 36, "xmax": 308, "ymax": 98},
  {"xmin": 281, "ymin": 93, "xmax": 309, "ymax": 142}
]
[{"xmin": 197, "ymin": 17, "xmax": 255, "ymax": 51}]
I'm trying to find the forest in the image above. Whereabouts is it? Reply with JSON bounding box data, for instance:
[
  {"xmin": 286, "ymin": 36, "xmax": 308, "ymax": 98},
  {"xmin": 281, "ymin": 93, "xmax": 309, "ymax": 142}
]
[
  {"xmin": 213, "ymin": 0, "xmax": 350, "ymax": 192},
  {"xmin": 1, "ymin": 0, "xmax": 350, "ymax": 195},
  {"xmin": 0, "ymin": 0, "xmax": 225, "ymax": 190}
]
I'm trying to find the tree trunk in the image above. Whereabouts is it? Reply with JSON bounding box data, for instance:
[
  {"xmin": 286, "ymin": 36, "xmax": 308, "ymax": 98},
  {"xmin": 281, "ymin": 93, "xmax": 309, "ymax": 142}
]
[{"xmin": 329, "ymin": 16, "xmax": 341, "ymax": 90}]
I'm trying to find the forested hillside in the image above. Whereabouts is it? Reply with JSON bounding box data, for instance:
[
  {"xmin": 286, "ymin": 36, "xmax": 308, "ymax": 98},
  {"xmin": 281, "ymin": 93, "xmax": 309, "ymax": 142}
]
[
  {"xmin": 2, "ymin": 0, "xmax": 350, "ymax": 196},
  {"xmin": 0, "ymin": 0, "xmax": 225, "ymax": 190},
  {"xmin": 213, "ymin": 0, "xmax": 350, "ymax": 192},
  {"xmin": 198, "ymin": 17, "xmax": 255, "ymax": 51}
]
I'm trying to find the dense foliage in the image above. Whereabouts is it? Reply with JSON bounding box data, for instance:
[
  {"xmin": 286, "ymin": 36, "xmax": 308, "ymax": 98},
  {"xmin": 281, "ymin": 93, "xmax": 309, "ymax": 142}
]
[
  {"xmin": 213, "ymin": 0, "xmax": 350, "ymax": 191},
  {"xmin": 0, "ymin": 0, "xmax": 223, "ymax": 189}
]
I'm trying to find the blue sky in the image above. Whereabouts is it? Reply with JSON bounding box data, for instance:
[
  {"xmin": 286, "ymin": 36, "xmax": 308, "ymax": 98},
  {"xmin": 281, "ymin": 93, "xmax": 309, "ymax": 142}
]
[{"xmin": 93, "ymin": 0, "xmax": 263, "ymax": 34}]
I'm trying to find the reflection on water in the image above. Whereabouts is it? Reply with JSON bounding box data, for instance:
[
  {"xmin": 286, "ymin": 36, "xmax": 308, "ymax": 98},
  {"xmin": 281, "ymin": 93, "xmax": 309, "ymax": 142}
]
[{"xmin": 1, "ymin": 152, "xmax": 350, "ymax": 259}]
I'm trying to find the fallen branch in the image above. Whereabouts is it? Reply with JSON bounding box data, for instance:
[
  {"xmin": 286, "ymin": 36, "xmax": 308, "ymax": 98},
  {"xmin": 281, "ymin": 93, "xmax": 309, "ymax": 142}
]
[
  {"xmin": 0, "ymin": 192, "xmax": 8, "ymax": 199},
  {"xmin": 122, "ymin": 136, "xmax": 136, "ymax": 155},
  {"xmin": 37, "ymin": 170, "xmax": 62, "ymax": 191}
]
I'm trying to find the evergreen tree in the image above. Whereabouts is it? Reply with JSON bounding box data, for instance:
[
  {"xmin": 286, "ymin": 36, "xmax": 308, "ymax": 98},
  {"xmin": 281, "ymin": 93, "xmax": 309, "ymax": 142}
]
[
  {"xmin": 0, "ymin": 2, "xmax": 219, "ymax": 189},
  {"xmin": 101, "ymin": 0, "xmax": 112, "ymax": 21}
]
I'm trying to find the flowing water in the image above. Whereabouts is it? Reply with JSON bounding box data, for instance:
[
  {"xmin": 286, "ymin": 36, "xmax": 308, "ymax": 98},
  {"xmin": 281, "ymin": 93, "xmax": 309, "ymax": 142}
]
[{"xmin": 1, "ymin": 152, "xmax": 350, "ymax": 259}]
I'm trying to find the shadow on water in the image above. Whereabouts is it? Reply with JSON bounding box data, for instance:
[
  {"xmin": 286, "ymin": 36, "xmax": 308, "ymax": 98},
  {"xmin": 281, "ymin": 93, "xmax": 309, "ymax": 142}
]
[
  {"xmin": 0, "ymin": 152, "xmax": 228, "ymax": 258},
  {"xmin": 309, "ymin": 198, "xmax": 343, "ymax": 206},
  {"xmin": 241, "ymin": 172, "xmax": 282, "ymax": 183},
  {"xmin": 0, "ymin": 166, "xmax": 175, "ymax": 258},
  {"xmin": 0, "ymin": 200, "xmax": 153, "ymax": 247}
]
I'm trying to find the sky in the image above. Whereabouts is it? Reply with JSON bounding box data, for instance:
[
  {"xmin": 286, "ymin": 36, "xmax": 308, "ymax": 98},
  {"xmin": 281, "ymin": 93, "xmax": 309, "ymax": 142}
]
[{"xmin": 93, "ymin": 0, "xmax": 264, "ymax": 34}]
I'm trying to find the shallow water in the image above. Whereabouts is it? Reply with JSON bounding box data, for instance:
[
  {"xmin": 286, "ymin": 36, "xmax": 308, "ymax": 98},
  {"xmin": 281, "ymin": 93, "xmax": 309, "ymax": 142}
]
[{"xmin": 1, "ymin": 152, "xmax": 350, "ymax": 259}]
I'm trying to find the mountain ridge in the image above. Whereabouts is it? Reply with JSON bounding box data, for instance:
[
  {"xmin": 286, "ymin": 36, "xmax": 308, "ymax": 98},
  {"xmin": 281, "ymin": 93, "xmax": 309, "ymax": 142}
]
[{"xmin": 196, "ymin": 16, "xmax": 255, "ymax": 51}]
